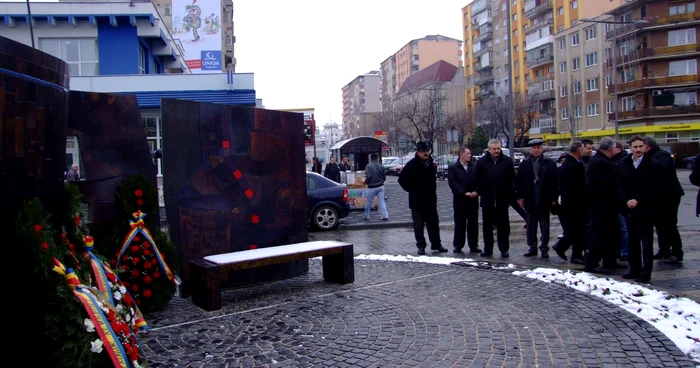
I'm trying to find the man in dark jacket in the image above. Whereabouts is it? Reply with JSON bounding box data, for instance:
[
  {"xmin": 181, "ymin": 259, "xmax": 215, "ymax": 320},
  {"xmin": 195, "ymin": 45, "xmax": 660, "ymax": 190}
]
[
  {"xmin": 612, "ymin": 141, "xmax": 630, "ymax": 261},
  {"xmin": 475, "ymin": 139, "xmax": 514, "ymax": 258},
  {"xmin": 447, "ymin": 147, "xmax": 480, "ymax": 253},
  {"xmin": 399, "ymin": 142, "xmax": 447, "ymax": 255},
  {"xmin": 516, "ymin": 139, "xmax": 558, "ymax": 258},
  {"xmin": 324, "ymin": 157, "xmax": 341, "ymax": 183},
  {"xmin": 618, "ymin": 135, "xmax": 662, "ymax": 283},
  {"xmin": 363, "ymin": 153, "xmax": 388, "ymax": 221},
  {"xmin": 339, "ymin": 156, "xmax": 352, "ymax": 172},
  {"xmin": 689, "ymin": 153, "xmax": 700, "ymax": 217},
  {"xmin": 580, "ymin": 138, "xmax": 594, "ymax": 170},
  {"xmin": 552, "ymin": 142, "xmax": 587, "ymax": 264},
  {"xmin": 585, "ymin": 137, "xmax": 625, "ymax": 273},
  {"xmin": 644, "ymin": 137, "xmax": 684, "ymax": 264}
]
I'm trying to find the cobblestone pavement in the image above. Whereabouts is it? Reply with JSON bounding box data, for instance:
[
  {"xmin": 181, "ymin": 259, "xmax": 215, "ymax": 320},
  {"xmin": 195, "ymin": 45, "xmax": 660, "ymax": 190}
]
[{"xmin": 142, "ymin": 259, "xmax": 694, "ymax": 367}]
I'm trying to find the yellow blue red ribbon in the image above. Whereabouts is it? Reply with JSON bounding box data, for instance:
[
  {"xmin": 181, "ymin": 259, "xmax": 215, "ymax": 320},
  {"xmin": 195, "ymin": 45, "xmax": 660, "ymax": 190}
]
[
  {"xmin": 52, "ymin": 258, "xmax": 131, "ymax": 368},
  {"xmin": 116, "ymin": 211, "xmax": 180, "ymax": 285}
]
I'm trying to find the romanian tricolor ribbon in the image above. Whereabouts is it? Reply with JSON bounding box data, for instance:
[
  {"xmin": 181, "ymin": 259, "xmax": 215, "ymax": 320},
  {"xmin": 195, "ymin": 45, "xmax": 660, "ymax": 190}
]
[
  {"xmin": 52, "ymin": 258, "xmax": 131, "ymax": 368},
  {"xmin": 116, "ymin": 210, "xmax": 181, "ymax": 286},
  {"xmin": 84, "ymin": 236, "xmax": 148, "ymax": 332}
]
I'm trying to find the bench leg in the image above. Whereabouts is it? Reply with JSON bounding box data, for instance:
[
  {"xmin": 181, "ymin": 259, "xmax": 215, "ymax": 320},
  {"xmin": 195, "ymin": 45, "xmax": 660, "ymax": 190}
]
[
  {"xmin": 322, "ymin": 245, "xmax": 354, "ymax": 284},
  {"xmin": 189, "ymin": 259, "xmax": 222, "ymax": 311}
]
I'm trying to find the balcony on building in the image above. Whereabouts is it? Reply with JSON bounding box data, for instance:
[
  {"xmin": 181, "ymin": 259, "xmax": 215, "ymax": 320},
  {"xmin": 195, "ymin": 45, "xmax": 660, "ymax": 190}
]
[
  {"xmin": 607, "ymin": 44, "xmax": 700, "ymax": 68},
  {"xmin": 528, "ymin": 81, "xmax": 556, "ymax": 100},
  {"xmin": 475, "ymin": 72, "xmax": 494, "ymax": 86},
  {"xmin": 608, "ymin": 74, "xmax": 700, "ymax": 95},
  {"xmin": 473, "ymin": 43, "xmax": 492, "ymax": 58},
  {"xmin": 471, "ymin": 0, "xmax": 490, "ymax": 15},
  {"xmin": 528, "ymin": 72, "xmax": 555, "ymax": 86},
  {"xmin": 526, "ymin": 44, "xmax": 554, "ymax": 69},
  {"xmin": 529, "ymin": 115, "xmax": 556, "ymax": 134},
  {"xmin": 605, "ymin": 4, "xmax": 697, "ymax": 41},
  {"xmin": 476, "ymin": 26, "xmax": 493, "ymax": 43},
  {"xmin": 525, "ymin": 26, "xmax": 554, "ymax": 52},
  {"xmin": 609, "ymin": 90, "xmax": 700, "ymax": 121},
  {"xmin": 479, "ymin": 88, "xmax": 494, "ymax": 99},
  {"xmin": 524, "ymin": 0, "xmax": 553, "ymax": 19}
]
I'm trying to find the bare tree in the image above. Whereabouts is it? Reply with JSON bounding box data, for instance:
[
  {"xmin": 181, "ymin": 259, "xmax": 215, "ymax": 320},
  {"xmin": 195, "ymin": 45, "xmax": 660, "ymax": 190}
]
[
  {"xmin": 475, "ymin": 97, "xmax": 510, "ymax": 140},
  {"xmin": 393, "ymin": 84, "xmax": 448, "ymax": 149},
  {"xmin": 444, "ymin": 109, "xmax": 475, "ymax": 147},
  {"xmin": 513, "ymin": 93, "xmax": 538, "ymax": 147}
]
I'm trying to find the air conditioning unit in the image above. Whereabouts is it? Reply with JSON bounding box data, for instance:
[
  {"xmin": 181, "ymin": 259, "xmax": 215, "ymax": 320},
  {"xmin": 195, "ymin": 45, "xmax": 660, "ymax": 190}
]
[{"xmin": 652, "ymin": 90, "xmax": 662, "ymax": 96}]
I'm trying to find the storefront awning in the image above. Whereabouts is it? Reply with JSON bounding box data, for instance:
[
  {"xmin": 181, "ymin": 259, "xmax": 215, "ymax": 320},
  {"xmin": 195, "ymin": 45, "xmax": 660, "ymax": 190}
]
[{"xmin": 330, "ymin": 136, "xmax": 388, "ymax": 151}]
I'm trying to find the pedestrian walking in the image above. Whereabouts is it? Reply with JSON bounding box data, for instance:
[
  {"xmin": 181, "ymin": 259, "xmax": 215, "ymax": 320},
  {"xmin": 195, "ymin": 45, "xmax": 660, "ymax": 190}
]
[
  {"xmin": 363, "ymin": 153, "xmax": 389, "ymax": 221},
  {"xmin": 516, "ymin": 139, "xmax": 558, "ymax": 259},
  {"xmin": 585, "ymin": 137, "xmax": 626, "ymax": 273},
  {"xmin": 398, "ymin": 142, "xmax": 446, "ymax": 255},
  {"xmin": 447, "ymin": 147, "xmax": 480, "ymax": 254},
  {"xmin": 552, "ymin": 142, "xmax": 587, "ymax": 264},
  {"xmin": 311, "ymin": 157, "xmax": 322, "ymax": 174},
  {"xmin": 324, "ymin": 157, "xmax": 341, "ymax": 183},
  {"xmin": 644, "ymin": 136, "xmax": 684, "ymax": 264},
  {"xmin": 618, "ymin": 135, "xmax": 661, "ymax": 283},
  {"xmin": 66, "ymin": 164, "xmax": 80, "ymax": 182},
  {"xmin": 475, "ymin": 139, "xmax": 514, "ymax": 258}
]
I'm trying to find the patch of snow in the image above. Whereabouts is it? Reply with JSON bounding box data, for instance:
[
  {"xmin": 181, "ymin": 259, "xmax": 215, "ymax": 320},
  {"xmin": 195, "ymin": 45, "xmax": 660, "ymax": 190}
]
[
  {"xmin": 513, "ymin": 268, "xmax": 700, "ymax": 364},
  {"xmin": 355, "ymin": 253, "xmax": 468, "ymax": 265}
]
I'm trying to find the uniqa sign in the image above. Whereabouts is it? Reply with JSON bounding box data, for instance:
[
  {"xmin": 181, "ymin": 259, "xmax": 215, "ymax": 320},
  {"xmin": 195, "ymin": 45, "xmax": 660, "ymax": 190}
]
[{"xmin": 200, "ymin": 51, "xmax": 222, "ymax": 71}]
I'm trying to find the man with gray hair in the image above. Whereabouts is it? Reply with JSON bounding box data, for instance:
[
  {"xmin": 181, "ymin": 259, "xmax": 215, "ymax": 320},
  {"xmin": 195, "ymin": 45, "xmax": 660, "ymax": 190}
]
[
  {"xmin": 644, "ymin": 136, "xmax": 684, "ymax": 263},
  {"xmin": 66, "ymin": 164, "xmax": 80, "ymax": 182},
  {"xmin": 585, "ymin": 137, "xmax": 626, "ymax": 273}
]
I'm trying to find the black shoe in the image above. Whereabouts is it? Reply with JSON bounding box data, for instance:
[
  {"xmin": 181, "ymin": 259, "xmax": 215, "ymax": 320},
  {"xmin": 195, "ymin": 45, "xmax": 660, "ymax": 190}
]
[
  {"xmin": 480, "ymin": 252, "xmax": 493, "ymax": 257},
  {"xmin": 653, "ymin": 252, "xmax": 670, "ymax": 260},
  {"xmin": 417, "ymin": 248, "xmax": 426, "ymax": 255},
  {"xmin": 540, "ymin": 252, "xmax": 549, "ymax": 259},
  {"xmin": 635, "ymin": 275, "xmax": 651, "ymax": 283},
  {"xmin": 524, "ymin": 250, "xmax": 538, "ymax": 257},
  {"xmin": 571, "ymin": 258, "xmax": 585, "ymax": 265},
  {"xmin": 621, "ymin": 273, "xmax": 639, "ymax": 280},
  {"xmin": 584, "ymin": 267, "xmax": 610, "ymax": 274},
  {"xmin": 501, "ymin": 252, "xmax": 509, "ymax": 258},
  {"xmin": 553, "ymin": 245, "xmax": 567, "ymax": 261},
  {"xmin": 453, "ymin": 249, "xmax": 464, "ymax": 254},
  {"xmin": 469, "ymin": 247, "xmax": 482, "ymax": 253},
  {"xmin": 665, "ymin": 256, "xmax": 683, "ymax": 264},
  {"xmin": 431, "ymin": 246, "xmax": 448, "ymax": 253}
]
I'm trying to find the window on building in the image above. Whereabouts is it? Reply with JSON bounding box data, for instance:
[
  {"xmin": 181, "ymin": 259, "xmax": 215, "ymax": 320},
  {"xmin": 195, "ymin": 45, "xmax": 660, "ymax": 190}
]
[
  {"xmin": 557, "ymin": 6, "xmax": 564, "ymax": 15},
  {"xmin": 670, "ymin": 3, "xmax": 695, "ymax": 15},
  {"xmin": 225, "ymin": 35, "xmax": 234, "ymax": 45},
  {"xmin": 549, "ymin": 100, "xmax": 556, "ymax": 109},
  {"xmin": 669, "ymin": 59, "xmax": 698, "ymax": 76},
  {"xmin": 164, "ymin": 5, "xmax": 171, "ymax": 15},
  {"xmin": 138, "ymin": 46, "xmax": 147, "ymax": 74},
  {"xmin": 572, "ymin": 80, "xmax": 581, "ymax": 94},
  {"xmin": 558, "ymin": 37, "xmax": 566, "ymax": 50},
  {"xmin": 586, "ymin": 77, "xmax": 599, "ymax": 91},
  {"xmin": 39, "ymin": 38, "xmax": 99, "ymax": 76},
  {"xmin": 606, "ymin": 100, "xmax": 613, "ymax": 113},
  {"xmin": 516, "ymin": 76, "xmax": 520, "ymax": 84},
  {"xmin": 571, "ymin": 19, "xmax": 579, "ymax": 27},
  {"xmin": 666, "ymin": 132, "xmax": 679, "ymax": 142},
  {"xmin": 501, "ymin": 3, "xmax": 506, "ymax": 11},
  {"xmin": 668, "ymin": 28, "xmax": 696, "ymax": 46},
  {"xmin": 514, "ymin": 45, "xmax": 519, "ymax": 52},
  {"xmin": 514, "ymin": 30, "xmax": 518, "ymax": 36},
  {"xmin": 605, "ymin": 75, "xmax": 611, "ymax": 86},
  {"xmin": 571, "ymin": 33, "xmax": 580, "ymax": 46},
  {"xmin": 560, "ymin": 85, "xmax": 568, "ymax": 97},
  {"xmin": 515, "ymin": 60, "xmax": 519, "ymax": 68},
  {"xmin": 571, "ymin": 0, "xmax": 578, "ymax": 9},
  {"xmin": 513, "ymin": 14, "xmax": 517, "ymax": 21},
  {"xmin": 674, "ymin": 92, "xmax": 698, "ymax": 105},
  {"xmin": 619, "ymin": 12, "xmax": 633, "ymax": 23},
  {"xmin": 585, "ymin": 52, "xmax": 598, "ymax": 67},
  {"xmin": 560, "ymin": 61, "xmax": 567, "ymax": 74},
  {"xmin": 558, "ymin": 25, "xmax": 565, "ymax": 32},
  {"xmin": 604, "ymin": 48, "xmax": 611, "ymax": 60},
  {"xmin": 621, "ymin": 69, "xmax": 635, "ymax": 82},
  {"xmin": 143, "ymin": 117, "xmax": 163, "ymax": 176},
  {"xmin": 621, "ymin": 96, "xmax": 636, "ymax": 111},
  {"xmin": 585, "ymin": 27, "xmax": 596, "ymax": 41},
  {"xmin": 572, "ymin": 106, "xmax": 581, "ymax": 118},
  {"xmin": 562, "ymin": 107, "xmax": 569, "ymax": 119},
  {"xmin": 587, "ymin": 103, "xmax": 600, "ymax": 116},
  {"xmin": 572, "ymin": 57, "xmax": 580, "ymax": 70}
]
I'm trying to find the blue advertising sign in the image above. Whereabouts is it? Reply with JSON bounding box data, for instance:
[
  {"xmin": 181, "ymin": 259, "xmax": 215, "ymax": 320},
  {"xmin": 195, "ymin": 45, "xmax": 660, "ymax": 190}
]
[{"xmin": 200, "ymin": 50, "xmax": 222, "ymax": 71}]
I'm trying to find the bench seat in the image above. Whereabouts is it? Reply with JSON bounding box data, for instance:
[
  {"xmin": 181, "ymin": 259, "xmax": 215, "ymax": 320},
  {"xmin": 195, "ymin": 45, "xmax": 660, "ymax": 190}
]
[{"xmin": 190, "ymin": 241, "xmax": 354, "ymax": 311}]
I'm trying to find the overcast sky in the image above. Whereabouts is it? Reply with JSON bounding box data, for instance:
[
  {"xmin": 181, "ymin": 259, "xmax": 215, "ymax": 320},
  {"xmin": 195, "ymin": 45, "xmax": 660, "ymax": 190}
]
[{"xmin": 235, "ymin": 0, "xmax": 467, "ymax": 128}]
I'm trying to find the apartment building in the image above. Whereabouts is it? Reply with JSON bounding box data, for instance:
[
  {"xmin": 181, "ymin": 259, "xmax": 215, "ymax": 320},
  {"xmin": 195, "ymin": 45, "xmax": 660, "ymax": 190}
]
[
  {"xmin": 604, "ymin": 0, "xmax": 700, "ymax": 143},
  {"xmin": 342, "ymin": 71, "xmax": 381, "ymax": 139},
  {"xmin": 524, "ymin": 0, "xmax": 556, "ymax": 133}
]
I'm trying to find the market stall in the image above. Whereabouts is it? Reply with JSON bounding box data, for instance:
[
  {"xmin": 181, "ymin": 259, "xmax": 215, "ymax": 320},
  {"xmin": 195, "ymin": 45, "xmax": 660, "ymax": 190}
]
[{"xmin": 329, "ymin": 136, "xmax": 388, "ymax": 210}]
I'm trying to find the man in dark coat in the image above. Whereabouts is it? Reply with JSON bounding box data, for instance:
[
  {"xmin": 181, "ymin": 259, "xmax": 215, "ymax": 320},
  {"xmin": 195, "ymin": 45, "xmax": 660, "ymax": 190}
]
[
  {"xmin": 516, "ymin": 139, "xmax": 558, "ymax": 258},
  {"xmin": 689, "ymin": 153, "xmax": 700, "ymax": 217},
  {"xmin": 552, "ymin": 142, "xmax": 587, "ymax": 264},
  {"xmin": 611, "ymin": 140, "xmax": 630, "ymax": 261},
  {"xmin": 580, "ymin": 138, "xmax": 594, "ymax": 170},
  {"xmin": 398, "ymin": 142, "xmax": 447, "ymax": 255},
  {"xmin": 447, "ymin": 147, "xmax": 480, "ymax": 253},
  {"xmin": 618, "ymin": 135, "xmax": 662, "ymax": 283},
  {"xmin": 323, "ymin": 157, "xmax": 341, "ymax": 183},
  {"xmin": 475, "ymin": 139, "xmax": 515, "ymax": 258},
  {"xmin": 644, "ymin": 137, "xmax": 684, "ymax": 264},
  {"xmin": 585, "ymin": 137, "xmax": 626, "ymax": 273}
]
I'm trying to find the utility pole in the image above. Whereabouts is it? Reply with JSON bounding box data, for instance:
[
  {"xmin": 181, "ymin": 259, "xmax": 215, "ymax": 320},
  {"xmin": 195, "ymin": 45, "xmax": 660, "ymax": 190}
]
[
  {"xmin": 505, "ymin": 0, "xmax": 515, "ymax": 157},
  {"xmin": 26, "ymin": 0, "xmax": 35, "ymax": 48}
]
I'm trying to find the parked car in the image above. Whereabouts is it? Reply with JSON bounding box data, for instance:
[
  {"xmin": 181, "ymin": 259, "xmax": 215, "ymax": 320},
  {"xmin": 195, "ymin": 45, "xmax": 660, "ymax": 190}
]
[
  {"xmin": 684, "ymin": 155, "xmax": 696, "ymax": 169},
  {"xmin": 382, "ymin": 156, "xmax": 399, "ymax": 166},
  {"xmin": 659, "ymin": 145, "xmax": 677, "ymax": 164},
  {"xmin": 306, "ymin": 172, "xmax": 350, "ymax": 231},
  {"xmin": 384, "ymin": 158, "xmax": 405, "ymax": 174},
  {"xmin": 388, "ymin": 164, "xmax": 405, "ymax": 176}
]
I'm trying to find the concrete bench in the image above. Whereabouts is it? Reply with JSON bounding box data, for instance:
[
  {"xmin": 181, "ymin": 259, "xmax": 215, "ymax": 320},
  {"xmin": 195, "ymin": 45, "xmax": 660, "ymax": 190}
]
[{"xmin": 189, "ymin": 241, "xmax": 354, "ymax": 311}]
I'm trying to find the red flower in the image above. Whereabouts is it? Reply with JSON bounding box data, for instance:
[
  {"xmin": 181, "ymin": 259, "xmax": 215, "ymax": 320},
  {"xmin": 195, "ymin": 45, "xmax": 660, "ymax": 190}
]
[
  {"xmin": 123, "ymin": 281, "xmax": 130, "ymax": 287},
  {"xmin": 131, "ymin": 257, "xmax": 139, "ymax": 265},
  {"xmin": 135, "ymin": 299, "xmax": 141, "ymax": 306},
  {"xmin": 121, "ymin": 255, "xmax": 129, "ymax": 262},
  {"xmin": 131, "ymin": 269, "xmax": 140, "ymax": 278},
  {"xmin": 106, "ymin": 272, "xmax": 116, "ymax": 283},
  {"xmin": 110, "ymin": 259, "xmax": 117, "ymax": 267},
  {"xmin": 61, "ymin": 233, "xmax": 66, "ymax": 239},
  {"xmin": 131, "ymin": 245, "xmax": 140, "ymax": 253},
  {"xmin": 143, "ymin": 249, "xmax": 151, "ymax": 256},
  {"xmin": 136, "ymin": 199, "xmax": 144, "ymax": 207},
  {"xmin": 131, "ymin": 284, "xmax": 139, "ymax": 293},
  {"xmin": 133, "ymin": 236, "xmax": 140, "ymax": 243},
  {"xmin": 33, "ymin": 224, "xmax": 42, "ymax": 233},
  {"xmin": 75, "ymin": 215, "xmax": 81, "ymax": 226},
  {"xmin": 143, "ymin": 242, "xmax": 151, "ymax": 249},
  {"xmin": 124, "ymin": 294, "xmax": 133, "ymax": 306},
  {"xmin": 134, "ymin": 189, "xmax": 143, "ymax": 197},
  {"xmin": 41, "ymin": 242, "xmax": 49, "ymax": 250},
  {"xmin": 143, "ymin": 262, "xmax": 152, "ymax": 270},
  {"xmin": 143, "ymin": 275, "xmax": 152, "ymax": 284},
  {"xmin": 153, "ymin": 271, "xmax": 161, "ymax": 279},
  {"xmin": 143, "ymin": 289, "xmax": 152, "ymax": 298}
]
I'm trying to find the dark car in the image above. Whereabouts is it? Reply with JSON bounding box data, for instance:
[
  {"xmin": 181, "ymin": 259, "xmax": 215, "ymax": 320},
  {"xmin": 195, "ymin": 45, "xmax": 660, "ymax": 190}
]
[
  {"xmin": 684, "ymin": 155, "xmax": 696, "ymax": 169},
  {"xmin": 306, "ymin": 172, "xmax": 350, "ymax": 231}
]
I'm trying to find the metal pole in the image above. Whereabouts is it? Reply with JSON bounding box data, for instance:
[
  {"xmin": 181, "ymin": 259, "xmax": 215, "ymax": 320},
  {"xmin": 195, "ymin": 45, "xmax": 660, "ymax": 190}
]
[
  {"xmin": 613, "ymin": 25, "xmax": 619, "ymax": 140},
  {"xmin": 505, "ymin": 0, "xmax": 515, "ymax": 157},
  {"xmin": 26, "ymin": 0, "xmax": 35, "ymax": 48}
]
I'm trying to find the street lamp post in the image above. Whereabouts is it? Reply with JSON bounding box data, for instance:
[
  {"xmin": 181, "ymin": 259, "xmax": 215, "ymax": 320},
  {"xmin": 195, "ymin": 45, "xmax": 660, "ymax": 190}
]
[{"xmin": 581, "ymin": 18, "xmax": 649, "ymax": 140}]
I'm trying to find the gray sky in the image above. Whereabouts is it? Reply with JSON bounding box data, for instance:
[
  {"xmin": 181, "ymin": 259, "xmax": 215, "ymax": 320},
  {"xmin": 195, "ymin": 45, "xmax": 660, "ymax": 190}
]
[{"xmin": 235, "ymin": 0, "xmax": 466, "ymax": 128}]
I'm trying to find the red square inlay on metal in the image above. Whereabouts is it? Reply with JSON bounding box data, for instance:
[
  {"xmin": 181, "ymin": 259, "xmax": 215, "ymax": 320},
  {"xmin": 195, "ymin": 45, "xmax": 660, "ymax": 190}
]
[
  {"xmin": 249, "ymin": 244, "xmax": 258, "ymax": 250},
  {"xmin": 252, "ymin": 215, "xmax": 260, "ymax": 224},
  {"xmin": 233, "ymin": 169, "xmax": 243, "ymax": 179},
  {"xmin": 245, "ymin": 188, "xmax": 254, "ymax": 198},
  {"xmin": 222, "ymin": 140, "xmax": 231, "ymax": 149}
]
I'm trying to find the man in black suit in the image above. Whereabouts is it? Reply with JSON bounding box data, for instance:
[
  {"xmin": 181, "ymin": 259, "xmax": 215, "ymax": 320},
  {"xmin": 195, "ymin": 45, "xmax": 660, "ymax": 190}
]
[
  {"xmin": 448, "ymin": 147, "xmax": 481, "ymax": 254},
  {"xmin": 552, "ymin": 142, "xmax": 587, "ymax": 264},
  {"xmin": 516, "ymin": 139, "xmax": 558, "ymax": 259}
]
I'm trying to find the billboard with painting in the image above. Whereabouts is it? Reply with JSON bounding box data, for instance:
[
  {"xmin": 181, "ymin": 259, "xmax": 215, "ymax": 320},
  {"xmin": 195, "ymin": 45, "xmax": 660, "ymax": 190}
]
[{"xmin": 172, "ymin": 0, "xmax": 223, "ymax": 73}]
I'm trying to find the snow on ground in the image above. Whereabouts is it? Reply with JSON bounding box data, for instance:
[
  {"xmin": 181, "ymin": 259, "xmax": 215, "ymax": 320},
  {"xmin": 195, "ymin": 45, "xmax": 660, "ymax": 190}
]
[
  {"xmin": 513, "ymin": 268, "xmax": 700, "ymax": 364},
  {"xmin": 352, "ymin": 255, "xmax": 700, "ymax": 364}
]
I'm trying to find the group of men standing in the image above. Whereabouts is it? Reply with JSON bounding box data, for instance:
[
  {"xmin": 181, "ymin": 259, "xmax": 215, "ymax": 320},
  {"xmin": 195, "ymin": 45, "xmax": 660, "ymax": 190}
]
[{"xmin": 399, "ymin": 136, "xmax": 684, "ymax": 283}]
